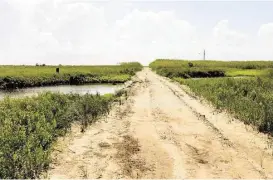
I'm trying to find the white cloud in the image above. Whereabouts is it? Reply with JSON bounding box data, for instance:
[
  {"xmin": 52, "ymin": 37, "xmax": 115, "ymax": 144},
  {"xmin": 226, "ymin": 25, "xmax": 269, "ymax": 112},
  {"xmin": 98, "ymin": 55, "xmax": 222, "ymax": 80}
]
[
  {"xmin": 113, "ymin": 10, "xmax": 198, "ymax": 64},
  {"xmin": 212, "ymin": 20, "xmax": 249, "ymax": 47},
  {"xmin": 0, "ymin": 0, "xmax": 20, "ymax": 50},
  {"xmin": 206, "ymin": 20, "xmax": 273, "ymax": 60},
  {"xmin": 205, "ymin": 20, "xmax": 251, "ymax": 60},
  {"xmin": 0, "ymin": 0, "xmax": 273, "ymax": 65},
  {"xmin": 0, "ymin": 0, "xmax": 110, "ymax": 64},
  {"xmin": 258, "ymin": 23, "xmax": 273, "ymax": 47}
]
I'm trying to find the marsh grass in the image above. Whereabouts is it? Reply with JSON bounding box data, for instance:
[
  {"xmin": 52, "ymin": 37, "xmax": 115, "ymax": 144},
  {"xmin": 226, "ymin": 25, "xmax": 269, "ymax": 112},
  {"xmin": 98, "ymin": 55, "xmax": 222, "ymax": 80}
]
[
  {"xmin": 150, "ymin": 59, "xmax": 273, "ymax": 136},
  {"xmin": 178, "ymin": 77, "xmax": 273, "ymax": 135},
  {"xmin": 0, "ymin": 62, "xmax": 142, "ymax": 90},
  {"xmin": 149, "ymin": 59, "xmax": 272, "ymax": 79},
  {"xmin": 0, "ymin": 92, "xmax": 117, "ymax": 178}
]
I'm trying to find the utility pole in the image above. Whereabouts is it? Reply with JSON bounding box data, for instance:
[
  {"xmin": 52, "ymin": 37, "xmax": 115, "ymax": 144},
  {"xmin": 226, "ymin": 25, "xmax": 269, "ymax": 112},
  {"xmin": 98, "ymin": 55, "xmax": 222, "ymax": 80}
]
[{"xmin": 198, "ymin": 49, "xmax": 206, "ymax": 60}]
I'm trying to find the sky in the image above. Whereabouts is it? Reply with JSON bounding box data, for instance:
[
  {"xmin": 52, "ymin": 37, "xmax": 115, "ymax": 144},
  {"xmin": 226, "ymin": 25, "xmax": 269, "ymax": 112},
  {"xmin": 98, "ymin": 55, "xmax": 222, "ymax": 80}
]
[{"xmin": 0, "ymin": 0, "xmax": 273, "ymax": 65}]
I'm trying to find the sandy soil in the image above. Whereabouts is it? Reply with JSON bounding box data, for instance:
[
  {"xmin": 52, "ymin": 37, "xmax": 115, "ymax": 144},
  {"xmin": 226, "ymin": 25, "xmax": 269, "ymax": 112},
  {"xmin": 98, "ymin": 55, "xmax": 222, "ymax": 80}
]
[{"xmin": 47, "ymin": 68, "xmax": 273, "ymax": 179}]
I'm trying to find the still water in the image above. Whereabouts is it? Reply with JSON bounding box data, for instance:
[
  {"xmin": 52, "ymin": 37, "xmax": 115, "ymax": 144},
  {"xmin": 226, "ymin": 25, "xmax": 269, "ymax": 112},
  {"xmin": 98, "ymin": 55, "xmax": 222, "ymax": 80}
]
[{"xmin": 0, "ymin": 84, "xmax": 124, "ymax": 100}]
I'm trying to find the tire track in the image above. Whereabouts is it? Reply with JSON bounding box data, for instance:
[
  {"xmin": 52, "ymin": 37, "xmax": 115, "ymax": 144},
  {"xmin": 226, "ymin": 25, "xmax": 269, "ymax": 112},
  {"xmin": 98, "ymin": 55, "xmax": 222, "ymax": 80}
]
[
  {"xmin": 48, "ymin": 68, "xmax": 273, "ymax": 179},
  {"xmin": 154, "ymin": 72, "xmax": 268, "ymax": 179}
]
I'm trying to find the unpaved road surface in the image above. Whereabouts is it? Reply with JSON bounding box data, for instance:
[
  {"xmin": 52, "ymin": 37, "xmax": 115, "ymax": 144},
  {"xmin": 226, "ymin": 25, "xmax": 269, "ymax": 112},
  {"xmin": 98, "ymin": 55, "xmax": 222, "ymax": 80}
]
[{"xmin": 48, "ymin": 68, "xmax": 273, "ymax": 179}]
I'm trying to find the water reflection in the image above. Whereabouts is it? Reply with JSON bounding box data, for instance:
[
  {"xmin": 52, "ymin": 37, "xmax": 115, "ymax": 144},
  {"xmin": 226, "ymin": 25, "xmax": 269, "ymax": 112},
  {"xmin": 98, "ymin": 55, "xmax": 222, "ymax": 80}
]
[{"xmin": 0, "ymin": 84, "xmax": 124, "ymax": 99}]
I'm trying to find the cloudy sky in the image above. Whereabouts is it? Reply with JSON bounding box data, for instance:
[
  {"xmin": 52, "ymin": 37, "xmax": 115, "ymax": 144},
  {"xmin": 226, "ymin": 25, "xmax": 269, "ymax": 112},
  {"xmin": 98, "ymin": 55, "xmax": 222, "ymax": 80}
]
[{"xmin": 0, "ymin": 0, "xmax": 273, "ymax": 65}]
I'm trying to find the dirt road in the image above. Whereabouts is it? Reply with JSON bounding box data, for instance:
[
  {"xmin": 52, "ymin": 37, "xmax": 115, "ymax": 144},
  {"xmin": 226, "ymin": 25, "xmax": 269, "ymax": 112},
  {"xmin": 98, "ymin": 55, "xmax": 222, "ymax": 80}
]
[{"xmin": 48, "ymin": 68, "xmax": 273, "ymax": 179}]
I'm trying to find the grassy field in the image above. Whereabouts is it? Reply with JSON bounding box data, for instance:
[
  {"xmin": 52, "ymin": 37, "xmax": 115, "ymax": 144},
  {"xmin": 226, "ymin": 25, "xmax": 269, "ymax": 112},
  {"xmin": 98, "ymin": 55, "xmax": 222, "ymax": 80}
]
[
  {"xmin": 0, "ymin": 62, "xmax": 142, "ymax": 90},
  {"xmin": 149, "ymin": 59, "xmax": 271, "ymax": 78},
  {"xmin": 0, "ymin": 90, "xmax": 127, "ymax": 178},
  {"xmin": 150, "ymin": 59, "xmax": 273, "ymax": 135}
]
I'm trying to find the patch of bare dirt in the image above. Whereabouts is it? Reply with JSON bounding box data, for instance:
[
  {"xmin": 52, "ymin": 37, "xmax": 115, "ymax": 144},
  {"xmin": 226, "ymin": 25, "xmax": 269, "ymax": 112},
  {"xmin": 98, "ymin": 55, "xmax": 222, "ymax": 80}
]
[{"xmin": 114, "ymin": 135, "xmax": 151, "ymax": 178}]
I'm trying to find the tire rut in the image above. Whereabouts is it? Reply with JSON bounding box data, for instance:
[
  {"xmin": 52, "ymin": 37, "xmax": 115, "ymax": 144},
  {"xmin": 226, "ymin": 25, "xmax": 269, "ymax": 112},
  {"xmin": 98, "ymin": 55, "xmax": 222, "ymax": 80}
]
[{"xmin": 154, "ymin": 73, "xmax": 269, "ymax": 178}]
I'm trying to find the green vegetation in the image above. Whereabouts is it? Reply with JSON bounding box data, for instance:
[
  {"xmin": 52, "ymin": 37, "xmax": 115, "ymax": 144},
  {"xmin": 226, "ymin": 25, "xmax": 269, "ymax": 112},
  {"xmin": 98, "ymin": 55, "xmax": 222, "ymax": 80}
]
[
  {"xmin": 150, "ymin": 59, "xmax": 273, "ymax": 69},
  {"xmin": 177, "ymin": 77, "xmax": 273, "ymax": 134},
  {"xmin": 149, "ymin": 59, "xmax": 272, "ymax": 78},
  {"xmin": 150, "ymin": 59, "xmax": 273, "ymax": 135},
  {"xmin": 0, "ymin": 62, "xmax": 142, "ymax": 178},
  {"xmin": 0, "ymin": 62, "xmax": 142, "ymax": 90},
  {"xmin": 151, "ymin": 59, "xmax": 273, "ymax": 135},
  {"xmin": 225, "ymin": 69, "xmax": 269, "ymax": 77},
  {"xmin": 0, "ymin": 91, "xmax": 126, "ymax": 178}
]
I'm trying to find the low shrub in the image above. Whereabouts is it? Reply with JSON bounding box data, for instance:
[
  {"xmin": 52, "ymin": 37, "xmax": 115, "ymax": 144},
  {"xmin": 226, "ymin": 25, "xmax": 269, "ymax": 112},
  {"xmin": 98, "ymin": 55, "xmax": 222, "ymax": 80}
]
[{"xmin": 0, "ymin": 92, "xmax": 115, "ymax": 178}]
